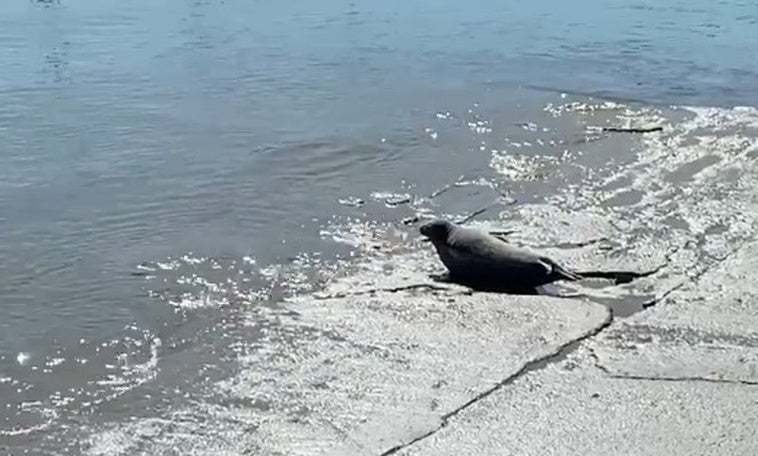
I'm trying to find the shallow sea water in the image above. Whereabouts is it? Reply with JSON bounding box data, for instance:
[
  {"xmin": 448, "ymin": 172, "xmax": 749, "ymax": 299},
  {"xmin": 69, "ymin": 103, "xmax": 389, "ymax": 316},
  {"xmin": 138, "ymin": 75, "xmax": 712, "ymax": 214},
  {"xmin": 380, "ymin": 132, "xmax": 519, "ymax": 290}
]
[{"xmin": 1, "ymin": 0, "xmax": 757, "ymax": 453}]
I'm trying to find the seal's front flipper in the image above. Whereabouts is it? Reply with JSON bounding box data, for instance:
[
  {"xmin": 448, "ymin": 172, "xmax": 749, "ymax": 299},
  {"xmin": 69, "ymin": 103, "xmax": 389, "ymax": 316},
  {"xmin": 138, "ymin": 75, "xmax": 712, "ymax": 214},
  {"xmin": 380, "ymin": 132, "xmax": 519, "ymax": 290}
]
[
  {"xmin": 429, "ymin": 272, "xmax": 453, "ymax": 283},
  {"xmin": 440, "ymin": 273, "xmax": 540, "ymax": 295}
]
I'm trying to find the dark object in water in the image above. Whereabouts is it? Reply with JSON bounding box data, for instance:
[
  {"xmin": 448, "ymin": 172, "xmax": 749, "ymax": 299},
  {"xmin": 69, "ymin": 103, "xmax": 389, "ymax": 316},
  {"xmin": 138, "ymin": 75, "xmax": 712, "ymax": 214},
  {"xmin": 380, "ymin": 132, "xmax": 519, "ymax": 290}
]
[{"xmin": 603, "ymin": 126, "xmax": 663, "ymax": 133}]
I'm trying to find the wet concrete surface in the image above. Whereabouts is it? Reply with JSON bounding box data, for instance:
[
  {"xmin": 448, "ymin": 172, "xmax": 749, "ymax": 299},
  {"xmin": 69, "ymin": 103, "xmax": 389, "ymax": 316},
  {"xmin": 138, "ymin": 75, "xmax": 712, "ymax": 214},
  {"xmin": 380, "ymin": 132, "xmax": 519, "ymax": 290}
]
[
  {"xmin": 210, "ymin": 233, "xmax": 757, "ymax": 456},
  {"xmin": 394, "ymin": 241, "xmax": 758, "ymax": 456},
  {"xmin": 397, "ymin": 352, "xmax": 757, "ymax": 456},
  {"xmin": 592, "ymin": 238, "xmax": 758, "ymax": 386},
  {"xmin": 217, "ymin": 254, "xmax": 612, "ymax": 456}
]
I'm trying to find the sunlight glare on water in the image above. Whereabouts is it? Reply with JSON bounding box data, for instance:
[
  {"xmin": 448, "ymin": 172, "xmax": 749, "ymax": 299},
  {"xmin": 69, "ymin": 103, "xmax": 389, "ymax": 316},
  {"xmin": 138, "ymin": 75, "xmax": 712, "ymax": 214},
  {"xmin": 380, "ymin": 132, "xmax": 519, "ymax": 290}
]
[{"xmin": 0, "ymin": 0, "xmax": 757, "ymax": 453}]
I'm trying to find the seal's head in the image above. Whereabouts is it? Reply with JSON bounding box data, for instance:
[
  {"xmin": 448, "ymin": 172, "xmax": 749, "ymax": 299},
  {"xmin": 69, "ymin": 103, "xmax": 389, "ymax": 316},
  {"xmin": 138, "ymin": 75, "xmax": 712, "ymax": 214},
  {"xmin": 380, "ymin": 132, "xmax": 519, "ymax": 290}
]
[{"xmin": 419, "ymin": 219, "xmax": 455, "ymax": 244}]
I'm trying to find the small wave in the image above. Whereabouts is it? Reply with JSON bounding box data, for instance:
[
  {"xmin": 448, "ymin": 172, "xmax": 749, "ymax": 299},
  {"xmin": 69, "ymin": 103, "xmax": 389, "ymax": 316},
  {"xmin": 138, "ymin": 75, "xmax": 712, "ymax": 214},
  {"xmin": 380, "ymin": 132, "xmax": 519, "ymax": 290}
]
[
  {"xmin": 0, "ymin": 328, "xmax": 162, "ymax": 443},
  {"xmin": 0, "ymin": 401, "xmax": 58, "ymax": 437}
]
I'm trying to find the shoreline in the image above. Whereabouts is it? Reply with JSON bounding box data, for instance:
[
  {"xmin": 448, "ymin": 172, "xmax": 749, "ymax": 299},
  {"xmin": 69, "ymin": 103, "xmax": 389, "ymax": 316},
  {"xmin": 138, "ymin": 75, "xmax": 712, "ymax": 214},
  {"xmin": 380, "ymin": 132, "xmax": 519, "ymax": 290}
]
[{"xmin": 71, "ymin": 100, "xmax": 758, "ymax": 454}]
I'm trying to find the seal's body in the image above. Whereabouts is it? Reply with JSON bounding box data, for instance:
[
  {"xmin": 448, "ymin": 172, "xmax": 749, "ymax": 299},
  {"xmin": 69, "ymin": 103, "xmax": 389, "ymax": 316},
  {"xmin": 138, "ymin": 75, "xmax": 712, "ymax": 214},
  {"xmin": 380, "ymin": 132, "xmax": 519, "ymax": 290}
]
[{"xmin": 420, "ymin": 219, "xmax": 581, "ymax": 289}]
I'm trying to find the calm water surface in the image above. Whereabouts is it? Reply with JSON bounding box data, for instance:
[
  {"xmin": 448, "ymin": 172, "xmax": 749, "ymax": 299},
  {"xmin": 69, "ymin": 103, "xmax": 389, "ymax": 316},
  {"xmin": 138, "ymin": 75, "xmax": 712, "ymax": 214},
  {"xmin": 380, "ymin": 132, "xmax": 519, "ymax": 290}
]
[{"xmin": 0, "ymin": 0, "xmax": 757, "ymax": 452}]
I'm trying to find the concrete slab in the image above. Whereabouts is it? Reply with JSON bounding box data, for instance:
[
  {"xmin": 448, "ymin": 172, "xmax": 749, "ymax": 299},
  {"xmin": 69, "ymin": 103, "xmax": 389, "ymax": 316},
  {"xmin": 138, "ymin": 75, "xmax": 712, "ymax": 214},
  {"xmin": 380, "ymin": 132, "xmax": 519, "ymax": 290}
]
[
  {"xmin": 397, "ymin": 349, "xmax": 758, "ymax": 456},
  {"xmin": 393, "ymin": 239, "xmax": 758, "ymax": 456},
  {"xmin": 591, "ymin": 238, "xmax": 758, "ymax": 385},
  {"xmin": 219, "ymin": 256, "xmax": 610, "ymax": 455}
]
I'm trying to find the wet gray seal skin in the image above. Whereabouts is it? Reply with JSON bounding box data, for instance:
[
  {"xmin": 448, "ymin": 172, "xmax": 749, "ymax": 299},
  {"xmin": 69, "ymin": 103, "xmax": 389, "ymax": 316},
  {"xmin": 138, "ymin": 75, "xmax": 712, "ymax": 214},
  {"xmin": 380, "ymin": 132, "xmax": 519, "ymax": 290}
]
[{"xmin": 420, "ymin": 219, "xmax": 582, "ymax": 293}]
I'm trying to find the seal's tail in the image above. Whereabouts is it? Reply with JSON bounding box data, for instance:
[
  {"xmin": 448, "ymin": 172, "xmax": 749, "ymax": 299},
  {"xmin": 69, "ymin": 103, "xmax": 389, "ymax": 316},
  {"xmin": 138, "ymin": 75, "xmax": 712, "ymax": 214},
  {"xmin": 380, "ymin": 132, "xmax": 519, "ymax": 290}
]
[
  {"xmin": 542, "ymin": 257, "xmax": 584, "ymax": 282},
  {"xmin": 553, "ymin": 265, "xmax": 584, "ymax": 282}
]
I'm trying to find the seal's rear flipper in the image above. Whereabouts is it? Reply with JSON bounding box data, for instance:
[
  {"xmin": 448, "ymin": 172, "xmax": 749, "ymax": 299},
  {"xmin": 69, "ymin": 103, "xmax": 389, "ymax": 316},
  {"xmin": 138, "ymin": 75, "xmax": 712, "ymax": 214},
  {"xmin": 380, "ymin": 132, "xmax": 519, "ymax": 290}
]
[
  {"xmin": 541, "ymin": 257, "xmax": 583, "ymax": 282},
  {"xmin": 556, "ymin": 267, "xmax": 584, "ymax": 282}
]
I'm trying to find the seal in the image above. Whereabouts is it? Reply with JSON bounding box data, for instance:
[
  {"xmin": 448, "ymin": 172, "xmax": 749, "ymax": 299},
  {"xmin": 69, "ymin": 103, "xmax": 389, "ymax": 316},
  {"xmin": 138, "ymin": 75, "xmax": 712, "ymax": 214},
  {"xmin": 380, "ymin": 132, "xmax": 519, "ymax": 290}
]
[{"xmin": 419, "ymin": 219, "xmax": 582, "ymax": 292}]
